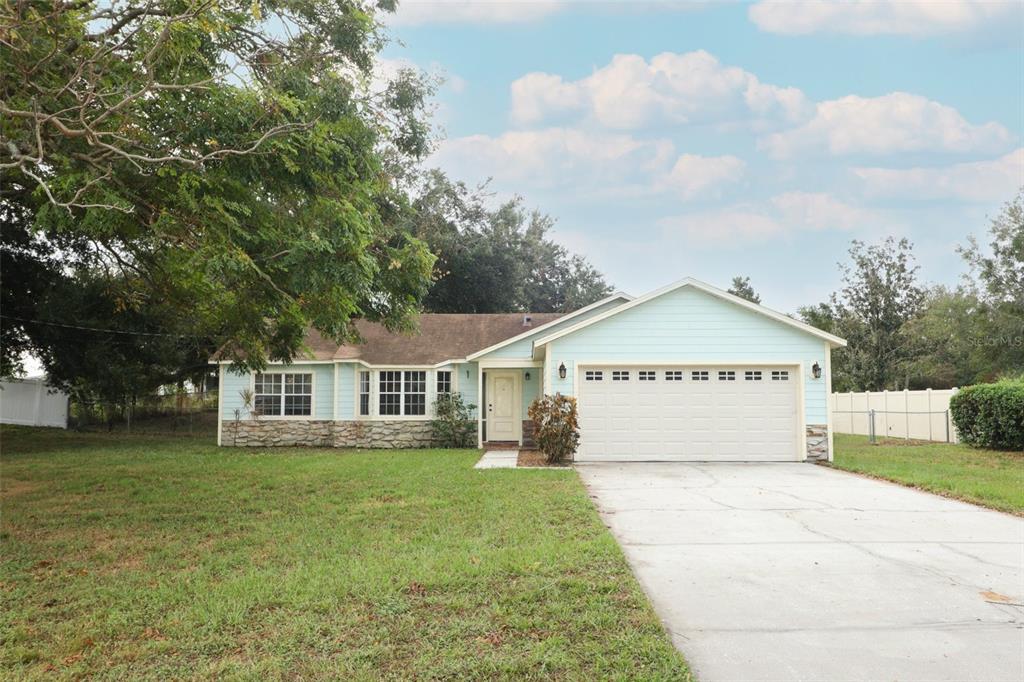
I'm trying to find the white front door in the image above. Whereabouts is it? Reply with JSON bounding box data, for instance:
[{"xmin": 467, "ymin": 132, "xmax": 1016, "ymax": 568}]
[{"xmin": 486, "ymin": 371, "xmax": 520, "ymax": 442}]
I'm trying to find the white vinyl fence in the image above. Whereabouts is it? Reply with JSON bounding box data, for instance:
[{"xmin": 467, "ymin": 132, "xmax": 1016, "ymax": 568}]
[
  {"xmin": 832, "ymin": 388, "xmax": 959, "ymax": 444},
  {"xmin": 0, "ymin": 378, "xmax": 69, "ymax": 428}
]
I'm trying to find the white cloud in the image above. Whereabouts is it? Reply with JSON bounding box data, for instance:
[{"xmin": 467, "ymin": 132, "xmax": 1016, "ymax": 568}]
[
  {"xmin": 432, "ymin": 128, "xmax": 744, "ymax": 199},
  {"xmin": 854, "ymin": 148, "xmax": 1024, "ymax": 202},
  {"xmin": 510, "ymin": 50, "xmax": 811, "ymax": 130},
  {"xmin": 760, "ymin": 92, "xmax": 1012, "ymax": 158},
  {"xmin": 389, "ymin": 1, "xmax": 563, "ymax": 26},
  {"xmin": 659, "ymin": 154, "xmax": 746, "ymax": 199},
  {"xmin": 748, "ymin": 0, "xmax": 1019, "ymax": 37},
  {"xmin": 770, "ymin": 192, "xmax": 876, "ymax": 231},
  {"xmin": 658, "ymin": 192, "xmax": 879, "ymax": 245}
]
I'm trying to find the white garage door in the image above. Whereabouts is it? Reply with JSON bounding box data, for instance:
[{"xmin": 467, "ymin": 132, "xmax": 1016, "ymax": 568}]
[{"xmin": 576, "ymin": 366, "xmax": 800, "ymax": 462}]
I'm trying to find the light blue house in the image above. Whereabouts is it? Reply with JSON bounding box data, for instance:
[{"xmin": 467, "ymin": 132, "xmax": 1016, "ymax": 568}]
[{"xmin": 215, "ymin": 278, "xmax": 846, "ymax": 462}]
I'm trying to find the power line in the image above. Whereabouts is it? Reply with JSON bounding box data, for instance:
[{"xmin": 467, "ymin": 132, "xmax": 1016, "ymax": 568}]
[{"xmin": 0, "ymin": 314, "xmax": 201, "ymax": 338}]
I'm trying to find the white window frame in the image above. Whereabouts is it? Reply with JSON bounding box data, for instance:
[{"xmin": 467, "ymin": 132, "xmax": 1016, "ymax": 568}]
[
  {"xmin": 691, "ymin": 370, "xmax": 709, "ymax": 381},
  {"xmin": 612, "ymin": 370, "xmax": 630, "ymax": 381},
  {"xmin": 638, "ymin": 370, "xmax": 656, "ymax": 381},
  {"xmin": 251, "ymin": 371, "xmax": 314, "ymax": 419},
  {"xmin": 745, "ymin": 370, "xmax": 763, "ymax": 381},
  {"xmin": 585, "ymin": 370, "xmax": 604, "ymax": 381},
  {"xmin": 771, "ymin": 370, "xmax": 789, "ymax": 381},
  {"xmin": 436, "ymin": 370, "xmax": 452, "ymax": 396},
  {"xmin": 358, "ymin": 370, "xmax": 370, "ymax": 416},
  {"xmin": 377, "ymin": 369, "xmax": 428, "ymax": 418},
  {"xmin": 718, "ymin": 370, "xmax": 736, "ymax": 381},
  {"xmin": 665, "ymin": 370, "xmax": 684, "ymax": 381}
]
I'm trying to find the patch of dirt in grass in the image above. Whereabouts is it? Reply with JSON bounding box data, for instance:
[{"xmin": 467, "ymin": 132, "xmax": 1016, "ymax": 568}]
[
  {"xmin": 517, "ymin": 450, "xmax": 570, "ymax": 468},
  {"xmin": 1, "ymin": 479, "xmax": 39, "ymax": 497}
]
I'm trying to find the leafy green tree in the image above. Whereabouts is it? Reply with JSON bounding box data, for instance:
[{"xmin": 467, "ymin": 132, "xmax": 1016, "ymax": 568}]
[
  {"xmin": 959, "ymin": 191, "xmax": 1024, "ymax": 375},
  {"xmin": 830, "ymin": 237, "xmax": 925, "ymax": 391},
  {"xmin": 903, "ymin": 286, "xmax": 991, "ymax": 388},
  {"xmin": 408, "ymin": 172, "xmax": 612, "ymax": 313},
  {"xmin": 727, "ymin": 276, "xmax": 761, "ymax": 304},
  {"xmin": 1, "ymin": 1, "xmax": 435, "ymax": 373}
]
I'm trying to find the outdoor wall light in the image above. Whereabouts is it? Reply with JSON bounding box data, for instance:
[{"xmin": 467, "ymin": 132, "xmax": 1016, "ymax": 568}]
[
  {"xmin": 812, "ymin": 362, "xmax": 822, "ymax": 379},
  {"xmin": 558, "ymin": 362, "xmax": 567, "ymax": 379},
  {"xmin": 524, "ymin": 372, "xmax": 531, "ymax": 381}
]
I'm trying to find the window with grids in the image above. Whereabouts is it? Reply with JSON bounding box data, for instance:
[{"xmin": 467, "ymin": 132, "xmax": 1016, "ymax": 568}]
[
  {"xmin": 358, "ymin": 371, "xmax": 370, "ymax": 416},
  {"xmin": 771, "ymin": 370, "xmax": 789, "ymax": 381},
  {"xmin": 612, "ymin": 370, "xmax": 630, "ymax": 381},
  {"xmin": 378, "ymin": 370, "xmax": 426, "ymax": 416},
  {"xmin": 691, "ymin": 370, "xmax": 709, "ymax": 381},
  {"xmin": 745, "ymin": 370, "xmax": 763, "ymax": 381},
  {"xmin": 254, "ymin": 372, "xmax": 312, "ymax": 417},
  {"xmin": 665, "ymin": 370, "xmax": 684, "ymax": 381},
  {"xmin": 718, "ymin": 370, "xmax": 736, "ymax": 381},
  {"xmin": 585, "ymin": 370, "xmax": 603, "ymax": 381},
  {"xmin": 638, "ymin": 370, "xmax": 656, "ymax": 381},
  {"xmin": 436, "ymin": 370, "xmax": 452, "ymax": 395}
]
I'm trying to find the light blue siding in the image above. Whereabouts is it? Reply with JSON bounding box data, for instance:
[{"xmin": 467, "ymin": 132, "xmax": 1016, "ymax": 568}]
[
  {"xmin": 544, "ymin": 286, "xmax": 830, "ymax": 424},
  {"xmin": 220, "ymin": 363, "xmax": 334, "ymax": 420},
  {"xmin": 337, "ymin": 363, "xmax": 355, "ymax": 419},
  {"xmin": 477, "ymin": 297, "xmax": 628, "ymax": 360},
  {"xmin": 453, "ymin": 362, "xmax": 480, "ymax": 417},
  {"xmin": 521, "ymin": 368, "xmax": 540, "ymax": 415}
]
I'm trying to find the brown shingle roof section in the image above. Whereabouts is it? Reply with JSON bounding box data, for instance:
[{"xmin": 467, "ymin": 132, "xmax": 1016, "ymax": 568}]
[{"xmin": 293, "ymin": 313, "xmax": 564, "ymax": 365}]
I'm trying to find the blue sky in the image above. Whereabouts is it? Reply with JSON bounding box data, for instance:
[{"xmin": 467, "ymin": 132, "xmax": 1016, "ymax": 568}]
[{"xmin": 382, "ymin": 1, "xmax": 1023, "ymax": 312}]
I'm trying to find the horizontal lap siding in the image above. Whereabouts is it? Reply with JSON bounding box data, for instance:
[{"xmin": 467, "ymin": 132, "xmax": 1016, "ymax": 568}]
[
  {"xmin": 545, "ymin": 287, "xmax": 828, "ymax": 425},
  {"xmin": 337, "ymin": 363, "xmax": 355, "ymax": 419},
  {"xmin": 454, "ymin": 362, "xmax": 480, "ymax": 417}
]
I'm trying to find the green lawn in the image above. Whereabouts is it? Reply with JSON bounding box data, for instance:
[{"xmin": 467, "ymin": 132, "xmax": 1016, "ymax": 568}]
[
  {"xmin": 0, "ymin": 427, "xmax": 690, "ymax": 680},
  {"xmin": 832, "ymin": 433, "xmax": 1024, "ymax": 515}
]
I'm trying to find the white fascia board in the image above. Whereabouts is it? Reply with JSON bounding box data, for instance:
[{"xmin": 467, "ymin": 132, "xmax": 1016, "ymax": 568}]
[
  {"xmin": 530, "ymin": 277, "xmax": 847, "ymax": 356},
  {"xmin": 464, "ymin": 292, "xmax": 633, "ymax": 361}
]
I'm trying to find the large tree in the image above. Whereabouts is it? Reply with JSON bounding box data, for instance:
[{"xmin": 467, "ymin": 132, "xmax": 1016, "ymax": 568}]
[
  {"xmin": 828, "ymin": 237, "xmax": 925, "ymax": 391},
  {"xmin": 408, "ymin": 171, "xmax": 612, "ymax": 313},
  {"xmin": 959, "ymin": 191, "xmax": 1024, "ymax": 375},
  {"xmin": 1, "ymin": 0, "xmax": 435, "ymax": 376}
]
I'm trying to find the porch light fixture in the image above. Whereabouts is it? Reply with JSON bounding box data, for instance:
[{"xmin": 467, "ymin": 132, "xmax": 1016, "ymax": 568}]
[
  {"xmin": 812, "ymin": 362, "xmax": 822, "ymax": 379},
  {"xmin": 558, "ymin": 362, "xmax": 567, "ymax": 379},
  {"xmin": 524, "ymin": 372, "xmax": 531, "ymax": 381}
]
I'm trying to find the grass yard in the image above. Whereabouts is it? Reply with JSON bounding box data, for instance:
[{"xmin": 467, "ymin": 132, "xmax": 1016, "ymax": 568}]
[
  {"xmin": 832, "ymin": 434, "xmax": 1024, "ymax": 515},
  {"xmin": 0, "ymin": 427, "xmax": 690, "ymax": 680}
]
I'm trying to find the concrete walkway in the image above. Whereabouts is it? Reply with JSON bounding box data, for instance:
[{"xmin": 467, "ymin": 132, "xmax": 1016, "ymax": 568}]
[
  {"xmin": 578, "ymin": 462, "xmax": 1024, "ymax": 682},
  {"xmin": 473, "ymin": 450, "xmax": 518, "ymax": 469}
]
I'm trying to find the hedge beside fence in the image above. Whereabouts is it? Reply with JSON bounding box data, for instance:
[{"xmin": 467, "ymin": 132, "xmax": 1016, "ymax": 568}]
[{"xmin": 949, "ymin": 380, "xmax": 1024, "ymax": 451}]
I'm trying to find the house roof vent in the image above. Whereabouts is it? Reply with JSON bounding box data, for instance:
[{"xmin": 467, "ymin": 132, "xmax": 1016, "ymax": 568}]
[{"xmin": 522, "ymin": 314, "xmax": 532, "ymax": 327}]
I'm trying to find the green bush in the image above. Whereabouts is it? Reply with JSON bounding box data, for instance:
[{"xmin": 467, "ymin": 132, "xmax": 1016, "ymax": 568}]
[
  {"xmin": 431, "ymin": 392, "xmax": 477, "ymax": 448},
  {"xmin": 950, "ymin": 380, "xmax": 1024, "ymax": 451},
  {"xmin": 527, "ymin": 394, "xmax": 580, "ymax": 464}
]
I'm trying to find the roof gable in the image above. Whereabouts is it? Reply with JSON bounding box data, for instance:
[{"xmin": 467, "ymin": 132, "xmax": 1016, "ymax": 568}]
[
  {"xmin": 465, "ymin": 292, "xmax": 633, "ymax": 361},
  {"xmin": 531, "ymin": 277, "xmax": 846, "ymax": 352}
]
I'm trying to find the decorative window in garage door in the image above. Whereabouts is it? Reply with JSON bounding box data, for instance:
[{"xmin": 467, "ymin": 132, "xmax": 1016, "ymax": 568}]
[
  {"xmin": 612, "ymin": 370, "xmax": 630, "ymax": 381},
  {"xmin": 718, "ymin": 370, "xmax": 736, "ymax": 381},
  {"xmin": 638, "ymin": 370, "xmax": 656, "ymax": 381},
  {"xmin": 665, "ymin": 370, "xmax": 684, "ymax": 381},
  {"xmin": 745, "ymin": 370, "xmax": 763, "ymax": 381},
  {"xmin": 771, "ymin": 370, "xmax": 789, "ymax": 381},
  {"xmin": 691, "ymin": 370, "xmax": 709, "ymax": 381},
  {"xmin": 584, "ymin": 370, "xmax": 603, "ymax": 381}
]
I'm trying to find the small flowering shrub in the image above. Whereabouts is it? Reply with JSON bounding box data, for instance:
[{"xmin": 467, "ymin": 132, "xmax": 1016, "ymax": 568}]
[{"xmin": 528, "ymin": 394, "xmax": 580, "ymax": 464}]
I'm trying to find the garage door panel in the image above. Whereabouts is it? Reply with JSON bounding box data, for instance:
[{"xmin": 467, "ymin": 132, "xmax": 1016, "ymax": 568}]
[{"xmin": 577, "ymin": 365, "xmax": 799, "ymax": 462}]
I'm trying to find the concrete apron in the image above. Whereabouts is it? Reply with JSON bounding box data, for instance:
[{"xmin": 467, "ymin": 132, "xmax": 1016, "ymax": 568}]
[{"xmin": 577, "ymin": 461, "xmax": 1024, "ymax": 682}]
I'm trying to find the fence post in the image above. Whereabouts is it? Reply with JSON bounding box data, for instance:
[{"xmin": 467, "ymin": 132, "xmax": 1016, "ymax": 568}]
[
  {"xmin": 904, "ymin": 388, "xmax": 910, "ymax": 442},
  {"xmin": 945, "ymin": 409, "xmax": 950, "ymax": 443},
  {"xmin": 869, "ymin": 409, "xmax": 876, "ymax": 444},
  {"xmin": 926, "ymin": 388, "xmax": 933, "ymax": 441}
]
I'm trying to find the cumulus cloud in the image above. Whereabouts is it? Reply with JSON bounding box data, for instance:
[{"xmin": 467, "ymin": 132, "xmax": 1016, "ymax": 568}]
[
  {"xmin": 748, "ymin": 0, "xmax": 1019, "ymax": 36},
  {"xmin": 389, "ymin": 1, "xmax": 564, "ymax": 26},
  {"xmin": 432, "ymin": 128, "xmax": 745, "ymax": 199},
  {"xmin": 658, "ymin": 193, "xmax": 878, "ymax": 245},
  {"xmin": 854, "ymin": 148, "xmax": 1024, "ymax": 202},
  {"xmin": 759, "ymin": 92, "xmax": 1012, "ymax": 158},
  {"xmin": 510, "ymin": 50, "xmax": 811, "ymax": 130}
]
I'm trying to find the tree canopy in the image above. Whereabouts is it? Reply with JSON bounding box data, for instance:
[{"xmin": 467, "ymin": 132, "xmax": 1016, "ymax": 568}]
[
  {"xmin": 407, "ymin": 171, "xmax": 612, "ymax": 313},
  {"xmin": 1, "ymin": 0, "xmax": 436, "ymax": 379},
  {"xmin": 727, "ymin": 276, "xmax": 761, "ymax": 304}
]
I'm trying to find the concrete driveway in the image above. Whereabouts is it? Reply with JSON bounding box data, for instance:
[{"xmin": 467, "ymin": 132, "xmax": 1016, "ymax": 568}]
[{"xmin": 577, "ymin": 462, "xmax": 1024, "ymax": 682}]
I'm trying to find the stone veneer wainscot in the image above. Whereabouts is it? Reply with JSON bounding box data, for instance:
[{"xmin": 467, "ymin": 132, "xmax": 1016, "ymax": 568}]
[
  {"xmin": 225, "ymin": 419, "xmax": 434, "ymax": 449},
  {"xmin": 805, "ymin": 424, "xmax": 829, "ymax": 462}
]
